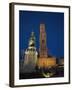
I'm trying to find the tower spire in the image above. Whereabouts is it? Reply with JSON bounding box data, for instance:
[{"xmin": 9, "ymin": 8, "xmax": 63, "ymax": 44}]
[{"xmin": 28, "ymin": 32, "xmax": 36, "ymax": 47}]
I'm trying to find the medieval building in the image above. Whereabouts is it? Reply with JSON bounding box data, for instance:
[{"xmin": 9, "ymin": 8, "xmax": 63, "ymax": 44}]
[
  {"xmin": 39, "ymin": 24, "xmax": 48, "ymax": 58},
  {"xmin": 24, "ymin": 32, "xmax": 38, "ymax": 73},
  {"xmin": 23, "ymin": 24, "xmax": 57, "ymax": 72},
  {"xmin": 38, "ymin": 23, "xmax": 56, "ymax": 68}
]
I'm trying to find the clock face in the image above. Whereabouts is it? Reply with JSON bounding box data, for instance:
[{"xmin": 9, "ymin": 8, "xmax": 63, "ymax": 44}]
[{"xmin": 42, "ymin": 40, "xmax": 45, "ymax": 43}]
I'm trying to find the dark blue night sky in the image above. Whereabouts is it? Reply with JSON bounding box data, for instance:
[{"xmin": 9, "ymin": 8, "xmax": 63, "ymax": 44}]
[{"xmin": 19, "ymin": 10, "xmax": 64, "ymax": 58}]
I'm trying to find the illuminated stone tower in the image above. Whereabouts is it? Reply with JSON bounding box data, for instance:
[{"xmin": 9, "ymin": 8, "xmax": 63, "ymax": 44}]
[
  {"xmin": 39, "ymin": 24, "xmax": 48, "ymax": 58},
  {"xmin": 24, "ymin": 32, "xmax": 38, "ymax": 73}
]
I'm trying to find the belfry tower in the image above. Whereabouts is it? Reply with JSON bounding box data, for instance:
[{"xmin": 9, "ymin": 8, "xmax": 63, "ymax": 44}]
[
  {"xmin": 39, "ymin": 24, "xmax": 48, "ymax": 58},
  {"xmin": 24, "ymin": 32, "xmax": 38, "ymax": 73}
]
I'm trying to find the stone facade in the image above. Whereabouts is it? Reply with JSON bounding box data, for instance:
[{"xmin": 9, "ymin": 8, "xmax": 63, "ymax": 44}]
[{"xmin": 39, "ymin": 24, "xmax": 48, "ymax": 58}]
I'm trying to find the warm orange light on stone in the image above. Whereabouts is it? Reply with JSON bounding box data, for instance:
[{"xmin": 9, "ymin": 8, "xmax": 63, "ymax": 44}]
[{"xmin": 37, "ymin": 57, "xmax": 56, "ymax": 68}]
